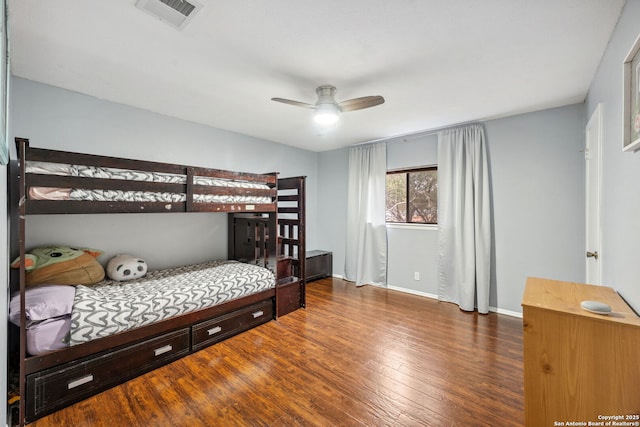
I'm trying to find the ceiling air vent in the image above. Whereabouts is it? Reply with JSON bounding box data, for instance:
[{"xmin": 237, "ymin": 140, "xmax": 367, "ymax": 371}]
[{"xmin": 135, "ymin": 0, "xmax": 203, "ymax": 30}]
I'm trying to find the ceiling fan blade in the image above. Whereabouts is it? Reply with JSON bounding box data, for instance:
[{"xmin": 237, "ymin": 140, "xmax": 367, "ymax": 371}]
[
  {"xmin": 338, "ymin": 95, "xmax": 385, "ymax": 112},
  {"xmin": 271, "ymin": 98, "xmax": 316, "ymax": 109}
]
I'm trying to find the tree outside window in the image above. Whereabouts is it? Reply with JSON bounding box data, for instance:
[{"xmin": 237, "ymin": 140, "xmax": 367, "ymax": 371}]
[{"xmin": 385, "ymin": 167, "xmax": 437, "ymax": 224}]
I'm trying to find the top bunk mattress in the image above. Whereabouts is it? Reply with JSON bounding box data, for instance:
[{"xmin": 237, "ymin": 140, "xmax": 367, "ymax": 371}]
[
  {"xmin": 26, "ymin": 161, "xmax": 273, "ymax": 204},
  {"xmin": 70, "ymin": 260, "xmax": 275, "ymax": 345},
  {"xmin": 17, "ymin": 139, "xmax": 278, "ymax": 214}
]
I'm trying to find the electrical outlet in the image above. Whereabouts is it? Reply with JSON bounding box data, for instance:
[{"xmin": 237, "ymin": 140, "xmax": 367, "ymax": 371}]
[{"xmin": 414, "ymin": 272, "xmax": 420, "ymax": 281}]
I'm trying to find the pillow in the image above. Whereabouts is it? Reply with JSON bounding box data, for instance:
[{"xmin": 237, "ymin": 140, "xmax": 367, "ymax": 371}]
[
  {"xmin": 11, "ymin": 245, "xmax": 105, "ymax": 287},
  {"xmin": 25, "ymin": 316, "xmax": 72, "ymax": 356},
  {"xmin": 9, "ymin": 284, "xmax": 76, "ymax": 326},
  {"xmin": 28, "ymin": 187, "xmax": 72, "ymax": 201},
  {"xmin": 106, "ymin": 254, "xmax": 148, "ymax": 281},
  {"xmin": 25, "ymin": 161, "xmax": 73, "ymax": 176}
]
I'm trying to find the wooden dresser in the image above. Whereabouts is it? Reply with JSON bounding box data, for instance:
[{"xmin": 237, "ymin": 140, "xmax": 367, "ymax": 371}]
[{"xmin": 522, "ymin": 277, "xmax": 640, "ymax": 426}]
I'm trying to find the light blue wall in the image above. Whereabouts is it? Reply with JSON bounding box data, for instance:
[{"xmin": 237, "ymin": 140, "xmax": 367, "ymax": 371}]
[
  {"xmin": 9, "ymin": 78, "xmax": 319, "ymax": 269},
  {"xmin": 586, "ymin": 0, "xmax": 640, "ymax": 313},
  {"xmin": 485, "ymin": 104, "xmax": 585, "ymax": 311},
  {"xmin": 316, "ymin": 147, "xmax": 348, "ymax": 266},
  {"xmin": 318, "ymin": 103, "xmax": 585, "ymax": 314}
]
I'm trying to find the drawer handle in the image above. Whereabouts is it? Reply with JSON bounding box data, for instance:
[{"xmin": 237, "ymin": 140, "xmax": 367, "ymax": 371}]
[
  {"xmin": 207, "ymin": 326, "xmax": 222, "ymax": 336},
  {"xmin": 68, "ymin": 374, "xmax": 94, "ymax": 390},
  {"xmin": 252, "ymin": 310, "xmax": 264, "ymax": 318},
  {"xmin": 154, "ymin": 345, "xmax": 173, "ymax": 356}
]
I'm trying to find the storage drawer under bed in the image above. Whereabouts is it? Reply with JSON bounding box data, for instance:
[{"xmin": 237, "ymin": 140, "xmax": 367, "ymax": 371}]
[
  {"xmin": 191, "ymin": 299, "xmax": 273, "ymax": 351},
  {"xmin": 26, "ymin": 328, "xmax": 190, "ymax": 422}
]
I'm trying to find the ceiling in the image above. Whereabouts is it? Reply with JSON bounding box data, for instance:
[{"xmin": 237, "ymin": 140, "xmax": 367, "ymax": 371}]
[{"xmin": 7, "ymin": 0, "xmax": 626, "ymax": 152}]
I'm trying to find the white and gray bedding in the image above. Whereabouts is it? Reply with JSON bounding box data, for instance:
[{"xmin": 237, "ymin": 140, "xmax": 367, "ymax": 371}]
[
  {"xmin": 30, "ymin": 187, "xmax": 271, "ymax": 204},
  {"xmin": 25, "ymin": 161, "xmax": 272, "ymax": 204},
  {"xmin": 70, "ymin": 260, "xmax": 274, "ymax": 345},
  {"xmin": 10, "ymin": 260, "xmax": 275, "ymax": 355}
]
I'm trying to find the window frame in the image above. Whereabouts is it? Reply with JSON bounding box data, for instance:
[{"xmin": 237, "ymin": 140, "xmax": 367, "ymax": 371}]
[{"xmin": 385, "ymin": 165, "xmax": 438, "ymax": 225}]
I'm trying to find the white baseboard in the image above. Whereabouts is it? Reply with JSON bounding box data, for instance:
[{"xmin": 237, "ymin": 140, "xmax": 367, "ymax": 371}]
[
  {"xmin": 387, "ymin": 285, "xmax": 438, "ymax": 300},
  {"xmin": 324, "ymin": 276, "xmax": 523, "ymax": 318},
  {"xmin": 384, "ymin": 284, "xmax": 523, "ymax": 318},
  {"xmin": 489, "ymin": 307, "xmax": 522, "ymax": 318}
]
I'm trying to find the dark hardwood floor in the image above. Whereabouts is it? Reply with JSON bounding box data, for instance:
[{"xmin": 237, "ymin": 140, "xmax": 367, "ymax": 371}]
[{"xmin": 29, "ymin": 278, "xmax": 524, "ymax": 427}]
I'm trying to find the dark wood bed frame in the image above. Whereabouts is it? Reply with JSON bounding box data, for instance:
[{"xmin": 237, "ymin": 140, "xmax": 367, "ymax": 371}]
[{"xmin": 11, "ymin": 138, "xmax": 306, "ymax": 425}]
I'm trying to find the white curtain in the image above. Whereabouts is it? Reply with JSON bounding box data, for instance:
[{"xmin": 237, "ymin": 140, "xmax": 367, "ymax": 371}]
[
  {"xmin": 437, "ymin": 124, "xmax": 492, "ymax": 313},
  {"xmin": 345, "ymin": 142, "xmax": 387, "ymax": 287}
]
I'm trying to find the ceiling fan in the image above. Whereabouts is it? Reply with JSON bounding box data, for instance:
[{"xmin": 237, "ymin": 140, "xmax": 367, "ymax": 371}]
[{"xmin": 271, "ymin": 85, "xmax": 385, "ymax": 124}]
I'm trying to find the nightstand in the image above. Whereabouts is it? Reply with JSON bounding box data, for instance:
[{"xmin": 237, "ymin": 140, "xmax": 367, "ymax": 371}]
[{"xmin": 305, "ymin": 250, "xmax": 332, "ymax": 282}]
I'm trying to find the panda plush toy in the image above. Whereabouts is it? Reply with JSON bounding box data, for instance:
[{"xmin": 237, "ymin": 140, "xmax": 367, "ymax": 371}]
[{"xmin": 106, "ymin": 254, "xmax": 148, "ymax": 281}]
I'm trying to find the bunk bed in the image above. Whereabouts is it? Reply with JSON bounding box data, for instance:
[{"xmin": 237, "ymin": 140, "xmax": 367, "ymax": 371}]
[{"xmin": 10, "ymin": 138, "xmax": 306, "ymax": 425}]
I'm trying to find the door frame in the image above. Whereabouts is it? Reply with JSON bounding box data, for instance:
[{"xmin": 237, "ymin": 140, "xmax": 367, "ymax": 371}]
[{"xmin": 585, "ymin": 103, "xmax": 603, "ymax": 285}]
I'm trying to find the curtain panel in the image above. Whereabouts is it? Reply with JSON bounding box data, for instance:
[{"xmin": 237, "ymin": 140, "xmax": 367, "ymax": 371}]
[
  {"xmin": 345, "ymin": 142, "xmax": 388, "ymax": 287},
  {"xmin": 437, "ymin": 124, "xmax": 492, "ymax": 313}
]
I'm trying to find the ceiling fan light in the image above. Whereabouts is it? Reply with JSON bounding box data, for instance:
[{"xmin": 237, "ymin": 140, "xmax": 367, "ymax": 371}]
[{"xmin": 314, "ymin": 104, "xmax": 340, "ymax": 124}]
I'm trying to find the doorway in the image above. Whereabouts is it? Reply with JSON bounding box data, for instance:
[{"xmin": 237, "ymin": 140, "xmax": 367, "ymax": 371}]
[{"xmin": 585, "ymin": 103, "xmax": 602, "ymax": 285}]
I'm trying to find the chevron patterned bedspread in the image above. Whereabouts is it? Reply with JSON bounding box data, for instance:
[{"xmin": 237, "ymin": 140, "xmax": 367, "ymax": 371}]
[
  {"xmin": 69, "ymin": 260, "xmax": 275, "ymax": 345},
  {"xmin": 26, "ymin": 161, "xmax": 273, "ymax": 204}
]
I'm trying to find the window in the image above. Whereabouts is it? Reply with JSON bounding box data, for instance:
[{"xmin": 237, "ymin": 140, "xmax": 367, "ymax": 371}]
[{"xmin": 385, "ymin": 167, "xmax": 438, "ymax": 224}]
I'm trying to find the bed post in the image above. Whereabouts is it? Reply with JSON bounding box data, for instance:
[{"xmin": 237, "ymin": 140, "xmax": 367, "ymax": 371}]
[
  {"xmin": 16, "ymin": 138, "xmax": 29, "ymax": 426},
  {"xmin": 185, "ymin": 167, "xmax": 195, "ymax": 212}
]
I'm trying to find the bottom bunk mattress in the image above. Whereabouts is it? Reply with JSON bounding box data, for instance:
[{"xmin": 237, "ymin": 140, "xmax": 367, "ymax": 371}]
[
  {"xmin": 71, "ymin": 259, "xmax": 275, "ymax": 345},
  {"xmin": 10, "ymin": 260, "xmax": 275, "ymax": 354}
]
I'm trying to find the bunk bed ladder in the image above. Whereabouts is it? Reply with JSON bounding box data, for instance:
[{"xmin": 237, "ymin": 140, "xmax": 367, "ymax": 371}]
[{"xmin": 277, "ymin": 176, "xmax": 306, "ymax": 312}]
